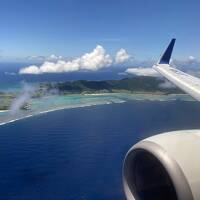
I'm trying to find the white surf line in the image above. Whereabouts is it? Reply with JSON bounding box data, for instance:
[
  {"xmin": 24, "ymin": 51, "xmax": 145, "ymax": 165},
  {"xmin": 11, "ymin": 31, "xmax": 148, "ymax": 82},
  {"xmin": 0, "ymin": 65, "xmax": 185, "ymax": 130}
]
[
  {"xmin": 0, "ymin": 100, "xmax": 126, "ymax": 126},
  {"xmin": 0, "ymin": 93, "xmax": 192, "ymax": 127}
]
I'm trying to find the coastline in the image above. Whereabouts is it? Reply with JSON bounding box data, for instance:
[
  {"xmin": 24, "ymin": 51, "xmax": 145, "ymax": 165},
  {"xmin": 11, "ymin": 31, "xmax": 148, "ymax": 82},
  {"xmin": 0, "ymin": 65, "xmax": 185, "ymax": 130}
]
[
  {"xmin": 0, "ymin": 110, "xmax": 9, "ymax": 112},
  {"xmin": 0, "ymin": 92, "xmax": 193, "ymax": 126},
  {"xmin": 0, "ymin": 100, "xmax": 125, "ymax": 126}
]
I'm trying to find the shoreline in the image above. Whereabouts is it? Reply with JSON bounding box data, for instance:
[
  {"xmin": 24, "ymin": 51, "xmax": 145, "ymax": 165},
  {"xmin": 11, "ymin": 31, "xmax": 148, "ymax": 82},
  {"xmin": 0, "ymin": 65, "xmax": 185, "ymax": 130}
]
[
  {"xmin": 0, "ymin": 100, "xmax": 125, "ymax": 126},
  {"xmin": 0, "ymin": 110, "xmax": 9, "ymax": 113},
  {"xmin": 0, "ymin": 93, "xmax": 193, "ymax": 126},
  {"xmin": 75, "ymin": 91, "xmax": 183, "ymax": 96}
]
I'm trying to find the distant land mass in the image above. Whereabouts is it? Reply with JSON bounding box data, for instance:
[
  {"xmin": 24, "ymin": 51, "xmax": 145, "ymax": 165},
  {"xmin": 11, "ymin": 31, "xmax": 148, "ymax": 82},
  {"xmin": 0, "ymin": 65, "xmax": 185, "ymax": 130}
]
[
  {"xmin": 0, "ymin": 77, "xmax": 184, "ymax": 111},
  {"xmin": 40, "ymin": 77, "xmax": 183, "ymax": 95}
]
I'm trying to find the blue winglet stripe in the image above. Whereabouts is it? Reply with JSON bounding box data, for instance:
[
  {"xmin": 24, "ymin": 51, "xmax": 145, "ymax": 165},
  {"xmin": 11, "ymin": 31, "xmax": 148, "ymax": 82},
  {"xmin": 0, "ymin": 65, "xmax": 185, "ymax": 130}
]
[{"xmin": 159, "ymin": 39, "xmax": 176, "ymax": 64}]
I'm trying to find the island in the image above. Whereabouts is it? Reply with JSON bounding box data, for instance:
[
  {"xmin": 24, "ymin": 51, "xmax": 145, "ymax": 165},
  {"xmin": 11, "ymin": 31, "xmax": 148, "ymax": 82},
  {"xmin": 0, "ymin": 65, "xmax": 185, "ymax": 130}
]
[
  {"xmin": 0, "ymin": 77, "xmax": 184, "ymax": 112},
  {"xmin": 39, "ymin": 76, "xmax": 183, "ymax": 95}
]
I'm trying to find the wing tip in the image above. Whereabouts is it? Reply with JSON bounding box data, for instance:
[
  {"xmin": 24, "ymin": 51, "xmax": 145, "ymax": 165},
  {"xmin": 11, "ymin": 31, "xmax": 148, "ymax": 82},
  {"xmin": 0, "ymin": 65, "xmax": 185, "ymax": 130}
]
[{"xmin": 159, "ymin": 38, "xmax": 176, "ymax": 64}]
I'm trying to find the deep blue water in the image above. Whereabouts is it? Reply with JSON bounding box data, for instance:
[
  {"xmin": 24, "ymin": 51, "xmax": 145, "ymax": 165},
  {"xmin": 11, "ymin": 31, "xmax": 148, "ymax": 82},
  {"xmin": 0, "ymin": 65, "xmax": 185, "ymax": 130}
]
[{"xmin": 0, "ymin": 100, "xmax": 200, "ymax": 200}]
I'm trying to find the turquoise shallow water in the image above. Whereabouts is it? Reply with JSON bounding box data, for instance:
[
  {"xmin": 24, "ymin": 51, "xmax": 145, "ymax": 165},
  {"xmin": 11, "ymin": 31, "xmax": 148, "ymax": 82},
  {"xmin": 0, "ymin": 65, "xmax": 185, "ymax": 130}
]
[{"xmin": 0, "ymin": 92, "xmax": 194, "ymax": 125}]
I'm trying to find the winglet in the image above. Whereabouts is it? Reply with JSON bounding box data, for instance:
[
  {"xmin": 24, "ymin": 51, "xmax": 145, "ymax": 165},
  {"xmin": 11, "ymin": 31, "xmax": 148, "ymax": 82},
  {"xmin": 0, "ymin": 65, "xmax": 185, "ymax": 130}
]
[{"xmin": 159, "ymin": 38, "xmax": 176, "ymax": 64}]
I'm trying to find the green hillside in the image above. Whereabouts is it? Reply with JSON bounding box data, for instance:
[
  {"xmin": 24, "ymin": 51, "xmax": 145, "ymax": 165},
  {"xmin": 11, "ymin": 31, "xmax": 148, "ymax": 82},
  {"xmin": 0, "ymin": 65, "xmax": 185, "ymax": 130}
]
[{"xmin": 41, "ymin": 77, "xmax": 183, "ymax": 94}]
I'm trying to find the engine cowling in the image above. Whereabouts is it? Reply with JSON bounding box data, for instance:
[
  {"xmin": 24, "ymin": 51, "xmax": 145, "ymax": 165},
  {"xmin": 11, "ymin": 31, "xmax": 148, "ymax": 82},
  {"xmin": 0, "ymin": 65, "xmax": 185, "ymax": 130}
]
[{"xmin": 123, "ymin": 130, "xmax": 200, "ymax": 200}]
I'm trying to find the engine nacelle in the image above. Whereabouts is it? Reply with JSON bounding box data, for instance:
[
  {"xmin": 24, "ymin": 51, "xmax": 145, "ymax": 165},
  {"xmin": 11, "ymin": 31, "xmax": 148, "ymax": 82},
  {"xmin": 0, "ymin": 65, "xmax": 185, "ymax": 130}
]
[{"xmin": 123, "ymin": 130, "xmax": 200, "ymax": 200}]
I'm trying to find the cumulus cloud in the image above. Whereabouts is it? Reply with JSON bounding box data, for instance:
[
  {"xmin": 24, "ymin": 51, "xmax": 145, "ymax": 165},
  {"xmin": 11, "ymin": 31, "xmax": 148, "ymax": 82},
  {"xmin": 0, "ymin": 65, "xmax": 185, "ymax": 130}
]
[
  {"xmin": 20, "ymin": 65, "xmax": 41, "ymax": 74},
  {"xmin": 115, "ymin": 48, "xmax": 131, "ymax": 63},
  {"xmin": 125, "ymin": 67, "xmax": 159, "ymax": 77},
  {"xmin": 19, "ymin": 45, "xmax": 114, "ymax": 74}
]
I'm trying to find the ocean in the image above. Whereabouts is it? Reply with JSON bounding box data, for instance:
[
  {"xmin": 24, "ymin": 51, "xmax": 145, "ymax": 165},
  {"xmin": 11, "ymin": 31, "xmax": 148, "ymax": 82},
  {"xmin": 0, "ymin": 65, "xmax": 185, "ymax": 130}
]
[{"xmin": 0, "ymin": 100, "xmax": 200, "ymax": 200}]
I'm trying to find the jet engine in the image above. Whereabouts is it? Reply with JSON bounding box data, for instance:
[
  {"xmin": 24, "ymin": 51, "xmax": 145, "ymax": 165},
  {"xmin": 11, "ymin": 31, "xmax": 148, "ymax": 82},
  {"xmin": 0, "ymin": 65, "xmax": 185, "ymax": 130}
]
[{"xmin": 123, "ymin": 130, "xmax": 200, "ymax": 200}]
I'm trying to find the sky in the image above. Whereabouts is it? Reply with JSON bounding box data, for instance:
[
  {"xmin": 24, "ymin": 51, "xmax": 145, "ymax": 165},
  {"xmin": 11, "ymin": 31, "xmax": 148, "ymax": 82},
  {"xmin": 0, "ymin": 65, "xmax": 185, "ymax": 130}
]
[{"xmin": 0, "ymin": 0, "xmax": 200, "ymax": 74}]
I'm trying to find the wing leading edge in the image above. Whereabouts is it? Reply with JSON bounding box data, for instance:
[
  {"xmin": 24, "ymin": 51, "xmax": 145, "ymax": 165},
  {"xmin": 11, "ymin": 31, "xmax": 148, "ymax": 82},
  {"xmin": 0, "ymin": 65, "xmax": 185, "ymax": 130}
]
[{"xmin": 153, "ymin": 39, "xmax": 200, "ymax": 101}]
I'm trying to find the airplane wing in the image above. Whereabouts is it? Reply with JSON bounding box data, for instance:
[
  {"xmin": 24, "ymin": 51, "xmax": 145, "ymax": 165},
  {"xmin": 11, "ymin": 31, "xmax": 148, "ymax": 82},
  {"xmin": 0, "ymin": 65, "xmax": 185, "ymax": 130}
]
[
  {"xmin": 153, "ymin": 39, "xmax": 200, "ymax": 101},
  {"xmin": 123, "ymin": 39, "xmax": 200, "ymax": 200}
]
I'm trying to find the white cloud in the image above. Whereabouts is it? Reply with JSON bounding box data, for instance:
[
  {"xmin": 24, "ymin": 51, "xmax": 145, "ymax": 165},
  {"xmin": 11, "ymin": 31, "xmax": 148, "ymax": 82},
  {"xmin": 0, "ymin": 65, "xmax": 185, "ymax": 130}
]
[
  {"xmin": 189, "ymin": 56, "xmax": 195, "ymax": 60},
  {"xmin": 5, "ymin": 72, "xmax": 16, "ymax": 76},
  {"xmin": 159, "ymin": 80, "xmax": 176, "ymax": 89},
  {"xmin": 171, "ymin": 56, "xmax": 200, "ymax": 72},
  {"xmin": 27, "ymin": 55, "xmax": 45, "ymax": 61},
  {"xmin": 115, "ymin": 48, "xmax": 131, "ymax": 63},
  {"xmin": 125, "ymin": 67, "xmax": 159, "ymax": 77},
  {"xmin": 20, "ymin": 65, "xmax": 41, "ymax": 74},
  {"xmin": 19, "ymin": 45, "xmax": 114, "ymax": 74},
  {"xmin": 27, "ymin": 54, "xmax": 63, "ymax": 62},
  {"xmin": 10, "ymin": 83, "xmax": 36, "ymax": 115},
  {"xmin": 46, "ymin": 54, "xmax": 63, "ymax": 61}
]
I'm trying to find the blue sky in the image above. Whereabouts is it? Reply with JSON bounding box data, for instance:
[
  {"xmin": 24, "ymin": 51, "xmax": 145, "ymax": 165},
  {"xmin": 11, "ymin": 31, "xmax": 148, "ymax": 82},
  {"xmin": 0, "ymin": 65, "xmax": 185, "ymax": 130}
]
[{"xmin": 0, "ymin": 0, "xmax": 200, "ymax": 62}]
